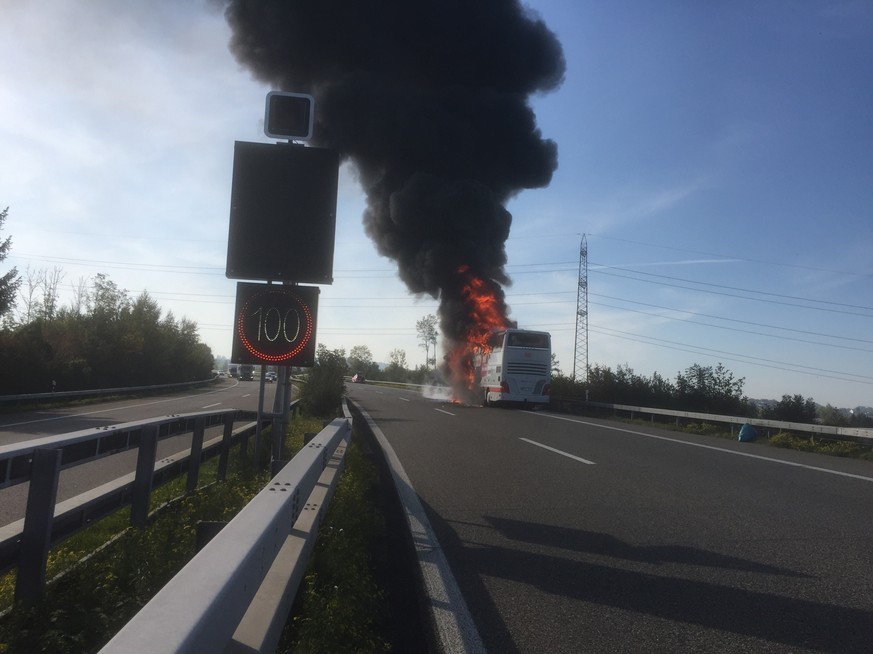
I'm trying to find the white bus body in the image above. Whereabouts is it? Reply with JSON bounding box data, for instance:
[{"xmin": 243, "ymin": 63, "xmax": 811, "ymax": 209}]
[{"xmin": 478, "ymin": 329, "xmax": 551, "ymax": 406}]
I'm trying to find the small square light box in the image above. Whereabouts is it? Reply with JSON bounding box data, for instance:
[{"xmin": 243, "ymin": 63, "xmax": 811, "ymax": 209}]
[{"xmin": 264, "ymin": 91, "xmax": 314, "ymax": 141}]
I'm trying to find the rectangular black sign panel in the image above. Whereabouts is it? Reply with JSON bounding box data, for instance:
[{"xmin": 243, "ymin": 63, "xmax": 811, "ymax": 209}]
[
  {"xmin": 231, "ymin": 282, "xmax": 319, "ymax": 367},
  {"xmin": 226, "ymin": 141, "xmax": 339, "ymax": 284}
]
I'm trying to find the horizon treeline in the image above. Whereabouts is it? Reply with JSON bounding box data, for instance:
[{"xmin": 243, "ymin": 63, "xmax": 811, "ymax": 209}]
[
  {"xmin": 552, "ymin": 362, "xmax": 872, "ymax": 428},
  {"xmin": 0, "ymin": 272, "xmax": 213, "ymax": 394}
]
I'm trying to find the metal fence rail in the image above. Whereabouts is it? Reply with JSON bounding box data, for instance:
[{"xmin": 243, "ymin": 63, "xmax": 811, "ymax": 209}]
[
  {"xmin": 551, "ymin": 397, "xmax": 873, "ymax": 442},
  {"xmin": 359, "ymin": 380, "xmax": 872, "ymax": 442},
  {"xmin": 99, "ymin": 411, "xmax": 353, "ymax": 654},
  {"xmin": 0, "ymin": 409, "xmax": 266, "ymax": 603},
  {"xmin": 0, "ymin": 377, "xmax": 220, "ymax": 408}
]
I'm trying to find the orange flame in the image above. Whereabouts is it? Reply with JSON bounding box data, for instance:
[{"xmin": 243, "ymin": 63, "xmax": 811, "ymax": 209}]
[{"xmin": 445, "ymin": 265, "xmax": 512, "ymax": 402}]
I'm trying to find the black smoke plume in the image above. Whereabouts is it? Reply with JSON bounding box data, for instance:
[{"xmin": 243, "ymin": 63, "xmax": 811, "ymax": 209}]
[{"xmin": 224, "ymin": 0, "xmax": 564, "ymax": 366}]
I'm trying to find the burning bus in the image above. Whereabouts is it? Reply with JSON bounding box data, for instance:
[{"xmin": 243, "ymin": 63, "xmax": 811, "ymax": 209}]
[{"xmin": 476, "ymin": 329, "xmax": 551, "ymax": 407}]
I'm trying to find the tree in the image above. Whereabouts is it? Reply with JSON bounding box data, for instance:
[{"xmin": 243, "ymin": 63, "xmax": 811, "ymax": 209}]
[
  {"xmin": 383, "ymin": 348, "xmax": 408, "ymax": 382},
  {"xmin": 17, "ymin": 265, "xmax": 65, "ymax": 324},
  {"xmin": 550, "ymin": 352, "xmax": 561, "ymax": 375},
  {"xmin": 40, "ymin": 266, "xmax": 64, "ymax": 322},
  {"xmin": 0, "ymin": 207, "xmax": 21, "ymax": 320},
  {"xmin": 389, "ymin": 348, "xmax": 407, "ymax": 369},
  {"xmin": 765, "ymin": 394, "xmax": 817, "ymax": 423},
  {"xmin": 675, "ymin": 362, "xmax": 746, "ymax": 414},
  {"xmin": 416, "ymin": 314, "xmax": 438, "ymax": 369},
  {"xmin": 818, "ymin": 404, "xmax": 849, "ymax": 427},
  {"xmin": 348, "ymin": 344, "xmax": 373, "ymax": 374}
]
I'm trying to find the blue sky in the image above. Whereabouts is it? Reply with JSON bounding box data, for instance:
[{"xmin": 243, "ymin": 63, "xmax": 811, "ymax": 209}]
[{"xmin": 1, "ymin": 1, "xmax": 871, "ymax": 408}]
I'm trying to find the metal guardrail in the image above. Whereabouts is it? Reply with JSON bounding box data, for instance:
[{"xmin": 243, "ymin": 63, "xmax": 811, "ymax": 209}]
[
  {"xmin": 99, "ymin": 404, "xmax": 353, "ymax": 654},
  {"xmin": 551, "ymin": 397, "xmax": 873, "ymax": 442},
  {"xmin": 0, "ymin": 408, "xmax": 268, "ymax": 603},
  {"xmin": 0, "ymin": 377, "xmax": 220, "ymax": 407},
  {"xmin": 349, "ymin": 380, "xmax": 873, "ymax": 442}
]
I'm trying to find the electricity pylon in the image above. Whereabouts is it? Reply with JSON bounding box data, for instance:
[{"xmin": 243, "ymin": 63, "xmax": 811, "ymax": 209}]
[{"xmin": 573, "ymin": 234, "xmax": 588, "ymax": 382}]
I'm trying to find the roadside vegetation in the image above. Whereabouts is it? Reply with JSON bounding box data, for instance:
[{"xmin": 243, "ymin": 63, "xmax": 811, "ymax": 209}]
[
  {"xmin": 0, "ymin": 271, "xmax": 213, "ymax": 395},
  {"xmin": 0, "ymin": 346, "xmax": 396, "ymax": 653},
  {"xmin": 551, "ymin": 362, "xmax": 873, "ymax": 430}
]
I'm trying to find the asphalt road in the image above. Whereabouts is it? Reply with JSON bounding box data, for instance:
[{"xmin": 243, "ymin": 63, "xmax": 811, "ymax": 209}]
[
  {"xmin": 347, "ymin": 382, "xmax": 873, "ymax": 653},
  {"xmin": 0, "ymin": 378, "xmax": 276, "ymax": 527},
  {"xmin": 0, "ymin": 378, "xmax": 269, "ymax": 446}
]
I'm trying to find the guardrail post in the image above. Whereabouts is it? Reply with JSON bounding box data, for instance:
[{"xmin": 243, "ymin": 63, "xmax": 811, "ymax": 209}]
[
  {"xmin": 271, "ymin": 416, "xmax": 284, "ymax": 474},
  {"xmin": 218, "ymin": 413, "xmax": 234, "ymax": 481},
  {"xmin": 15, "ymin": 447, "xmax": 62, "ymax": 604},
  {"xmin": 188, "ymin": 417, "xmax": 205, "ymax": 494},
  {"xmin": 131, "ymin": 425, "xmax": 159, "ymax": 528}
]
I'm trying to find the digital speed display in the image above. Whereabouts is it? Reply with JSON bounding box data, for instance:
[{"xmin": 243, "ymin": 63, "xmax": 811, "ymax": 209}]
[{"xmin": 231, "ymin": 282, "xmax": 319, "ymax": 366}]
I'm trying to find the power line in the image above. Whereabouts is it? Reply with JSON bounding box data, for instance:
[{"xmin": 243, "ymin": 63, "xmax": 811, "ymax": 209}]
[
  {"xmin": 590, "ymin": 262, "xmax": 873, "ymax": 313},
  {"xmin": 591, "ymin": 268, "xmax": 873, "ymax": 318},
  {"xmin": 591, "ymin": 300, "xmax": 873, "ymax": 354},
  {"xmin": 589, "ymin": 233, "xmax": 873, "ymax": 279},
  {"xmin": 589, "ymin": 323, "xmax": 873, "ymax": 384},
  {"xmin": 590, "ymin": 293, "xmax": 873, "ymax": 345}
]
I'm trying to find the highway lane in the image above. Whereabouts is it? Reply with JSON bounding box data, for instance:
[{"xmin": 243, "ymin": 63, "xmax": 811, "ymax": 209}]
[
  {"xmin": 0, "ymin": 379, "xmax": 277, "ymax": 528},
  {"xmin": 347, "ymin": 382, "xmax": 873, "ymax": 653},
  {"xmin": 0, "ymin": 378, "xmax": 269, "ymax": 445}
]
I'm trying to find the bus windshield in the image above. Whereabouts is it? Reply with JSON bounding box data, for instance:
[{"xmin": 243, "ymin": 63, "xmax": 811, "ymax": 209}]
[{"xmin": 506, "ymin": 331, "xmax": 550, "ymax": 349}]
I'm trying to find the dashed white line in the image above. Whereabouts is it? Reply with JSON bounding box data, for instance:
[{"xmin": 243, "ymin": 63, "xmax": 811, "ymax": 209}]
[
  {"xmin": 201, "ymin": 403, "xmax": 221, "ymax": 409},
  {"xmin": 520, "ymin": 437, "xmax": 596, "ymax": 465},
  {"xmin": 526, "ymin": 411, "xmax": 873, "ymax": 483},
  {"xmin": 399, "ymin": 397, "xmax": 411, "ymax": 402},
  {"xmin": 435, "ymin": 408, "xmax": 455, "ymax": 416}
]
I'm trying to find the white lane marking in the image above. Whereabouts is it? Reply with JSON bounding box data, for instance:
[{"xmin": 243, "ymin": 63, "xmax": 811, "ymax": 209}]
[
  {"xmin": 520, "ymin": 437, "xmax": 596, "ymax": 465},
  {"xmin": 353, "ymin": 401, "xmax": 485, "ymax": 651},
  {"xmin": 241, "ymin": 394, "xmax": 252, "ymax": 398},
  {"xmin": 435, "ymin": 408, "xmax": 455, "ymax": 416},
  {"xmin": 201, "ymin": 403, "xmax": 221, "ymax": 409},
  {"xmin": 526, "ymin": 411, "xmax": 873, "ymax": 483},
  {"xmin": 399, "ymin": 397, "xmax": 411, "ymax": 402}
]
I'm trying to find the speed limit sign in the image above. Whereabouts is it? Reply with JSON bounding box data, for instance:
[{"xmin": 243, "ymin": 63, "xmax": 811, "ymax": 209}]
[{"xmin": 231, "ymin": 282, "xmax": 319, "ymax": 366}]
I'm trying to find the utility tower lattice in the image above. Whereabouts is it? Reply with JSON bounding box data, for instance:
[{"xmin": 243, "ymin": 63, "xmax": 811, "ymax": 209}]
[{"xmin": 573, "ymin": 235, "xmax": 589, "ymax": 381}]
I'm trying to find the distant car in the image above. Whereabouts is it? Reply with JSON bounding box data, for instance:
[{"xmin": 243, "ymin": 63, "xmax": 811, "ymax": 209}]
[
  {"xmin": 265, "ymin": 371, "xmax": 278, "ymax": 383},
  {"xmin": 351, "ymin": 373, "xmax": 365, "ymax": 383}
]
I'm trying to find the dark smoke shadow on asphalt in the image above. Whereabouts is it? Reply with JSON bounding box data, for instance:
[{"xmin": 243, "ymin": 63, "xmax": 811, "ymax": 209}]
[
  {"xmin": 486, "ymin": 516, "xmax": 809, "ymax": 578},
  {"xmin": 432, "ymin": 512, "xmax": 872, "ymax": 651}
]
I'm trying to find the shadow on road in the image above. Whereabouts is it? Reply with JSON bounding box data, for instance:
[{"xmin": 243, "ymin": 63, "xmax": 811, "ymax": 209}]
[
  {"xmin": 425, "ymin": 508, "xmax": 872, "ymax": 652},
  {"xmin": 486, "ymin": 516, "xmax": 808, "ymax": 577}
]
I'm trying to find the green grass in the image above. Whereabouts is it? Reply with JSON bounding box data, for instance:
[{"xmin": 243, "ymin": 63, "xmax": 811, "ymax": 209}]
[
  {"xmin": 0, "ymin": 416, "xmax": 334, "ymax": 653},
  {"xmin": 279, "ymin": 432, "xmax": 390, "ymax": 653},
  {"xmin": 769, "ymin": 431, "xmax": 873, "ymax": 458},
  {"xmin": 581, "ymin": 409, "xmax": 873, "ymax": 461}
]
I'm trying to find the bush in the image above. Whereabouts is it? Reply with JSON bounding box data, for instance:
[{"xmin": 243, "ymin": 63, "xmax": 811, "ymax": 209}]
[
  {"xmin": 300, "ymin": 347, "xmax": 347, "ymax": 417},
  {"xmin": 679, "ymin": 422, "xmax": 725, "ymax": 436},
  {"xmin": 769, "ymin": 431, "xmax": 816, "ymax": 452}
]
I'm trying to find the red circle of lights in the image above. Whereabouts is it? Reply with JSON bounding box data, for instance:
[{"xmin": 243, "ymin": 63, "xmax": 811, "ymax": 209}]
[{"xmin": 236, "ymin": 287, "xmax": 314, "ymax": 362}]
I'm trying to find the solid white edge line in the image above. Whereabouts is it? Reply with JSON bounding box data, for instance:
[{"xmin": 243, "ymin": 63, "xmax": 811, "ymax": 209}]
[
  {"xmin": 524, "ymin": 411, "xmax": 873, "ymax": 483},
  {"xmin": 352, "ymin": 401, "xmax": 485, "ymax": 653},
  {"xmin": 519, "ymin": 437, "xmax": 596, "ymax": 464}
]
